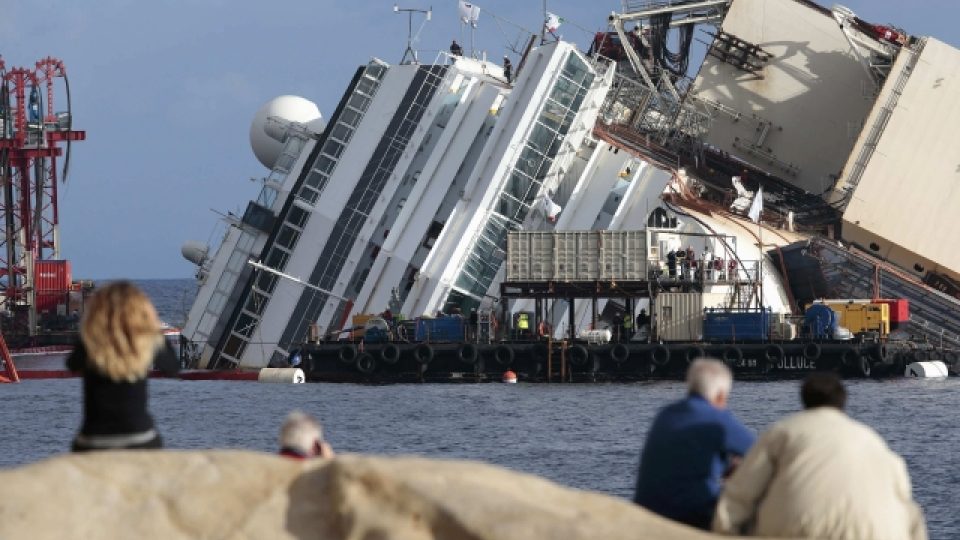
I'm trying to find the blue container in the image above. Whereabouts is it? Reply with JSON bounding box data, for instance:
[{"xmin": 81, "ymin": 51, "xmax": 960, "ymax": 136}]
[
  {"xmin": 415, "ymin": 316, "xmax": 465, "ymax": 342},
  {"xmin": 803, "ymin": 304, "xmax": 837, "ymax": 339},
  {"xmin": 703, "ymin": 309, "xmax": 770, "ymax": 342},
  {"xmin": 363, "ymin": 327, "xmax": 389, "ymax": 344}
]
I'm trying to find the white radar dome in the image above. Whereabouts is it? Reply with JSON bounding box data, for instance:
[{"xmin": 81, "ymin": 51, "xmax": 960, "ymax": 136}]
[
  {"xmin": 249, "ymin": 95, "xmax": 322, "ymax": 169},
  {"xmin": 181, "ymin": 240, "xmax": 209, "ymax": 266}
]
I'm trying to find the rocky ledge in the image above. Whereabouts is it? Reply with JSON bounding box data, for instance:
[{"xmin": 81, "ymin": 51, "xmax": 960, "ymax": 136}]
[{"xmin": 0, "ymin": 451, "xmax": 762, "ymax": 539}]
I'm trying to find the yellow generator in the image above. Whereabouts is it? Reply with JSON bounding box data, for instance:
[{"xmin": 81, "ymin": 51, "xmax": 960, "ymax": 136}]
[{"xmin": 819, "ymin": 300, "xmax": 890, "ymax": 338}]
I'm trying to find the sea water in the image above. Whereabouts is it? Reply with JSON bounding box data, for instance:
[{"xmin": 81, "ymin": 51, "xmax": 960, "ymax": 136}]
[{"xmin": 2, "ymin": 279, "xmax": 956, "ymax": 537}]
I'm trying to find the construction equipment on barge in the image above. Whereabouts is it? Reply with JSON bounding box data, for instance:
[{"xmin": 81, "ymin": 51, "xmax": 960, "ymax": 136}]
[{"xmin": 0, "ymin": 56, "xmax": 90, "ymax": 357}]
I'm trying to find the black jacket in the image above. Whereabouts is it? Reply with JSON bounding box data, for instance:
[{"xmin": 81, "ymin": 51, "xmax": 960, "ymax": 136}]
[{"xmin": 67, "ymin": 339, "xmax": 177, "ymax": 444}]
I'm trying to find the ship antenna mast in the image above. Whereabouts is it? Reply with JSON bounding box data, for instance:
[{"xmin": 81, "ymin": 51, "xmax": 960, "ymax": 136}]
[{"xmin": 394, "ymin": 4, "xmax": 432, "ymax": 65}]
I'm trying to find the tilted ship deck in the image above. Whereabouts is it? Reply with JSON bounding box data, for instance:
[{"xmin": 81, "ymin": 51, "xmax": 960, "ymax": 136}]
[{"xmin": 179, "ymin": 0, "xmax": 960, "ymax": 381}]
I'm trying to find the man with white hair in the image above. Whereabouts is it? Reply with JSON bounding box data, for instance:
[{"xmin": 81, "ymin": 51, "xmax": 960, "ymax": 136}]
[
  {"xmin": 633, "ymin": 359, "xmax": 755, "ymax": 530},
  {"xmin": 278, "ymin": 410, "xmax": 335, "ymax": 460}
]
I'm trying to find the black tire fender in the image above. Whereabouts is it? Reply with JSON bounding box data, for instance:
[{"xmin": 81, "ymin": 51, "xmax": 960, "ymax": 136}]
[
  {"xmin": 413, "ymin": 343, "xmax": 434, "ymax": 365},
  {"xmin": 380, "ymin": 343, "xmax": 401, "ymax": 365},
  {"xmin": 685, "ymin": 346, "xmax": 705, "ymax": 364},
  {"xmin": 870, "ymin": 343, "xmax": 888, "ymax": 363},
  {"xmin": 858, "ymin": 355, "xmax": 872, "ymax": 378},
  {"xmin": 764, "ymin": 344, "xmax": 785, "ymax": 363},
  {"xmin": 841, "ymin": 347, "xmax": 859, "ymax": 368},
  {"xmin": 650, "ymin": 345, "xmax": 670, "ymax": 367},
  {"xmin": 338, "ymin": 344, "xmax": 358, "ymax": 364},
  {"xmin": 722, "ymin": 346, "xmax": 743, "ymax": 366},
  {"xmin": 355, "ymin": 353, "xmax": 376, "ymax": 375},
  {"xmin": 457, "ymin": 343, "xmax": 479, "ymax": 364},
  {"xmin": 569, "ymin": 345, "xmax": 589, "ymax": 367},
  {"xmin": 610, "ymin": 343, "xmax": 630, "ymax": 363},
  {"xmin": 803, "ymin": 342, "xmax": 822, "ymax": 361},
  {"xmin": 494, "ymin": 344, "xmax": 515, "ymax": 366}
]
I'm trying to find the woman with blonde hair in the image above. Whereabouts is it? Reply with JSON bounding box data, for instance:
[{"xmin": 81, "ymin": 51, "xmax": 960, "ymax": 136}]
[{"xmin": 66, "ymin": 281, "xmax": 178, "ymax": 452}]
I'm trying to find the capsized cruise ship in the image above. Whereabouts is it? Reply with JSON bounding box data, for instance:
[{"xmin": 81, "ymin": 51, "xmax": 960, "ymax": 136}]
[{"xmin": 181, "ymin": 0, "xmax": 960, "ymax": 369}]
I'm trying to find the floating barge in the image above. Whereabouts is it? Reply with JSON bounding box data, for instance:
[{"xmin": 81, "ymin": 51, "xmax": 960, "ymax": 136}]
[{"xmin": 300, "ymin": 338, "xmax": 948, "ymax": 383}]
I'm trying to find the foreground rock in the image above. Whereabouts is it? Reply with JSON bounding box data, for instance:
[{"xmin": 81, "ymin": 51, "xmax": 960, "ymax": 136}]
[{"xmin": 0, "ymin": 451, "xmax": 763, "ymax": 539}]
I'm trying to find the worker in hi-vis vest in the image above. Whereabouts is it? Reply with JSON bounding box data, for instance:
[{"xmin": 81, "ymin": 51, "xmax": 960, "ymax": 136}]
[{"xmin": 517, "ymin": 312, "xmax": 529, "ymax": 339}]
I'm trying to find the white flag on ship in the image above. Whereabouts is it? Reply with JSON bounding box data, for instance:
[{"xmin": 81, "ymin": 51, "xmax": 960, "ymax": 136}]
[
  {"xmin": 459, "ymin": 1, "xmax": 480, "ymax": 27},
  {"xmin": 545, "ymin": 12, "xmax": 564, "ymax": 33},
  {"xmin": 747, "ymin": 185, "xmax": 764, "ymax": 223},
  {"xmin": 541, "ymin": 193, "xmax": 562, "ymax": 222}
]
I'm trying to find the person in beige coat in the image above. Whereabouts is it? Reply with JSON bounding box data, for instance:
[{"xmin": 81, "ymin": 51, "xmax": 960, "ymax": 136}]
[{"xmin": 712, "ymin": 372, "xmax": 927, "ymax": 540}]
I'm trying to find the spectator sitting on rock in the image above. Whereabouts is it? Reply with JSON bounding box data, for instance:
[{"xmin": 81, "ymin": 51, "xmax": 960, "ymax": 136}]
[
  {"xmin": 279, "ymin": 410, "xmax": 335, "ymax": 460},
  {"xmin": 634, "ymin": 358, "xmax": 755, "ymax": 529},
  {"xmin": 712, "ymin": 372, "xmax": 927, "ymax": 539},
  {"xmin": 67, "ymin": 281, "xmax": 179, "ymax": 452}
]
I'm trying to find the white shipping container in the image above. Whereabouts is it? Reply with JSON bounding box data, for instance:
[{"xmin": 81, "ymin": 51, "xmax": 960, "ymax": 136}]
[
  {"xmin": 600, "ymin": 230, "xmax": 624, "ymax": 279},
  {"xmin": 599, "ymin": 230, "xmax": 648, "ymax": 280},
  {"xmin": 656, "ymin": 292, "xmax": 705, "ymax": 342},
  {"xmin": 506, "ymin": 233, "xmax": 527, "ymax": 281},
  {"xmin": 555, "ymin": 231, "xmax": 580, "ymax": 281},
  {"xmin": 577, "ymin": 231, "xmax": 600, "ymax": 279},
  {"xmin": 529, "ymin": 232, "xmax": 554, "ymax": 280},
  {"xmin": 623, "ymin": 230, "xmax": 647, "ymax": 280},
  {"xmin": 507, "ymin": 230, "xmax": 650, "ymax": 281}
]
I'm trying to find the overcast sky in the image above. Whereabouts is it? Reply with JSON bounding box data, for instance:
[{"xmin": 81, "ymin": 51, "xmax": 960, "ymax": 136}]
[{"xmin": 2, "ymin": 0, "xmax": 955, "ymax": 279}]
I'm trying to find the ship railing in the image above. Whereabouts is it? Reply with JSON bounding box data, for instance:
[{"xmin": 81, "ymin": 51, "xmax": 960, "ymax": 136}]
[{"xmin": 834, "ymin": 39, "xmax": 925, "ymax": 202}]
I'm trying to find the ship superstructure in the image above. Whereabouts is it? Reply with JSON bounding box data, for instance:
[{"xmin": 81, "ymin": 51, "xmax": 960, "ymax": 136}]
[
  {"xmin": 182, "ymin": 0, "xmax": 960, "ymax": 369},
  {"xmin": 185, "ymin": 43, "xmax": 615, "ymax": 368}
]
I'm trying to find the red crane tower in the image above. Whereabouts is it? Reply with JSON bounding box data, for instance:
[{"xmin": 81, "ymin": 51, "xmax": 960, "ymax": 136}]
[{"xmin": 0, "ymin": 57, "xmax": 85, "ymax": 343}]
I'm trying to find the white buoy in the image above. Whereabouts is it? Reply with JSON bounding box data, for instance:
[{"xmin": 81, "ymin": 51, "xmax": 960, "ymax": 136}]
[
  {"xmin": 904, "ymin": 361, "xmax": 948, "ymax": 378},
  {"xmin": 502, "ymin": 370, "xmax": 518, "ymax": 384},
  {"xmin": 258, "ymin": 368, "xmax": 306, "ymax": 383}
]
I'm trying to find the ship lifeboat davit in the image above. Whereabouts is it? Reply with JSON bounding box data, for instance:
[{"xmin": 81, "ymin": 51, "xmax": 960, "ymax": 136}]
[
  {"xmin": 502, "ymin": 370, "xmax": 518, "ymax": 384},
  {"xmin": 250, "ymin": 96, "xmax": 324, "ymax": 169}
]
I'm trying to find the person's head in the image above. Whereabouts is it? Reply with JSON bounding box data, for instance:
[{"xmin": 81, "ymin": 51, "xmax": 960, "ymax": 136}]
[
  {"xmin": 80, "ymin": 281, "xmax": 163, "ymax": 382},
  {"xmin": 279, "ymin": 410, "xmax": 326, "ymax": 457},
  {"xmin": 801, "ymin": 372, "xmax": 847, "ymax": 410},
  {"xmin": 686, "ymin": 358, "xmax": 733, "ymax": 409}
]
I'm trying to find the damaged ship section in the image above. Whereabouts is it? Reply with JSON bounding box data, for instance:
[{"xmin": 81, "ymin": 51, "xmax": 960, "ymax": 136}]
[{"xmin": 180, "ymin": 0, "xmax": 960, "ymax": 379}]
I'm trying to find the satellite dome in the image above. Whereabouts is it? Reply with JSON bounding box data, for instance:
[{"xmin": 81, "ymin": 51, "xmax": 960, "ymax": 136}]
[
  {"xmin": 249, "ymin": 95, "xmax": 321, "ymax": 169},
  {"xmin": 181, "ymin": 240, "xmax": 209, "ymax": 266}
]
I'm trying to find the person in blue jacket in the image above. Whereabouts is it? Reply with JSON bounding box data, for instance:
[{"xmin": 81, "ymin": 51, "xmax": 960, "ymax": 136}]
[{"xmin": 634, "ymin": 358, "xmax": 755, "ymax": 530}]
